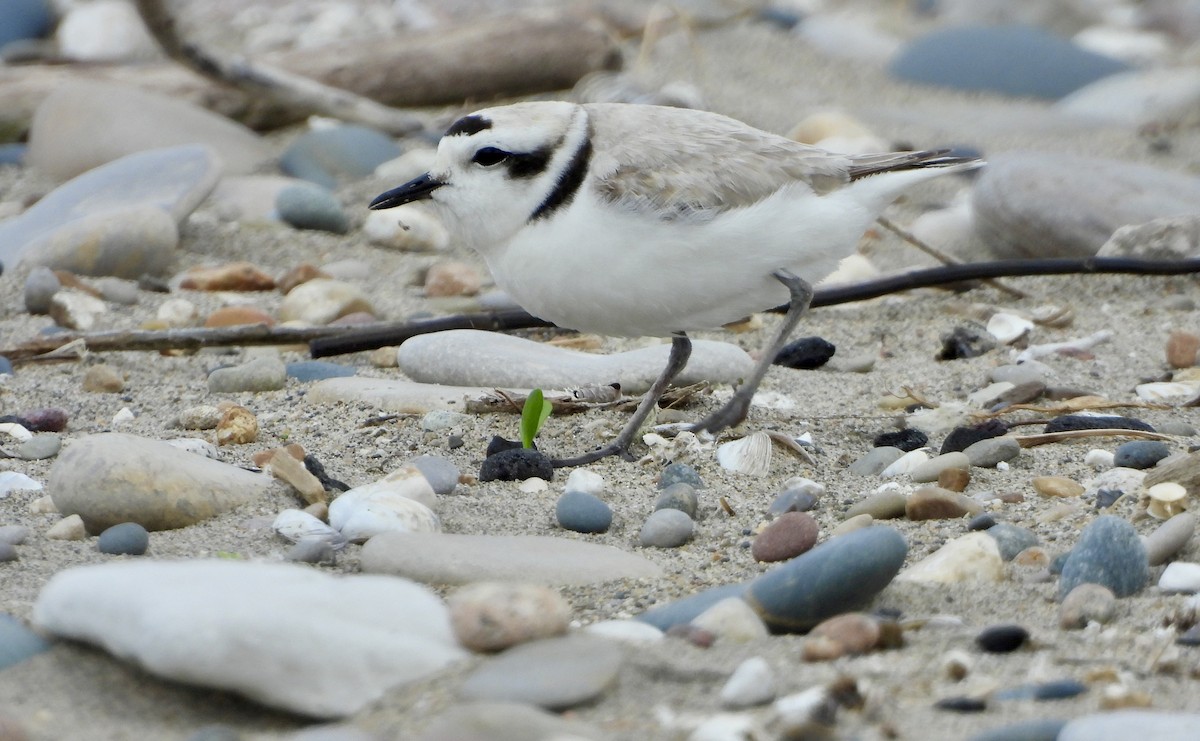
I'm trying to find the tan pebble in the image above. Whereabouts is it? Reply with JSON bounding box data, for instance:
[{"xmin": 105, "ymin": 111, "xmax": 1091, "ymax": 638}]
[
  {"xmin": 1037, "ymin": 504, "xmax": 1078, "ymax": 523},
  {"xmin": 996, "ymin": 491, "xmax": 1025, "ymax": 504},
  {"xmin": 155, "ymin": 297, "xmax": 199, "ymax": 327},
  {"xmin": 941, "ymin": 649, "xmax": 972, "ymax": 681},
  {"xmin": 1100, "ymin": 684, "xmax": 1153, "ymax": 709},
  {"xmin": 831, "ymin": 513, "xmax": 873, "ymax": 536},
  {"xmin": 691, "ymin": 597, "xmax": 769, "ymax": 643},
  {"xmin": 722, "ymin": 314, "xmax": 764, "ymax": 333},
  {"xmin": 1032, "ymin": 475, "xmax": 1084, "ymax": 498},
  {"xmin": 46, "ymin": 514, "xmax": 87, "ymax": 540},
  {"xmin": 447, "ymin": 581, "xmax": 570, "ymax": 652},
  {"xmin": 303, "ymin": 501, "xmax": 329, "ymax": 521},
  {"xmin": 369, "ymin": 346, "xmax": 399, "ymax": 367},
  {"xmin": 49, "ymin": 290, "xmax": 107, "ymax": 330},
  {"xmin": 216, "ymin": 405, "xmax": 258, "ymax": 445},
  {"xmin": 82, "ymin": 364, "xmax": 125, "ymax": 393},
  {"xmin": 808, "ymin": 612, "xmax": 881, "ymax": 657},
  {"xmin": 178, "ymin": 405, "xmax": 223, "ymax": 430},
  {"xmin": 180, "ymin": 261, "xmax": 276, "ymax": 291},
  {"xmin": 1166, "ymin": 330, "xmax": 1200, "ymax": 369},
  {"xmin": 906, "ymin": 486, "xmax": 982, "ymax": 520},
  {"xmin": 279, "ymin": 279, "xmax": 375, "ymax": 325},
  {"xmin": 276, "ymin": 263, "xmax": 328, "ymax": 294},
  {"xmin": 269, "ymin": 449, "xmax": 326, "ymax": 505},
  {"xmin": 29, "ymin": 495, "xmax": 58, "ymax": 514},
  {"xmin": 801, "ymin": 634, "xmax": 846, "ymax": 662},
  {"xmin": 1059, "ymin": 583, "xmax": 1117, "ymax": 629},
  {"xmin": 424, "ymin": 260, "xmax": 482, "ymax": 297},
  {"xmin": 204, "ymin": 306, "xmax": 275, "ymax": 328},
  {"xmin": 938, "ymin": 467, "xmax": 971, "ymax": 492},
  {"xmin": 1012, "ymin": 546, "xmax": 1049, "ymax": 568},
  {"xmin": 52, "ymin": 270, "xmax": 101, "ymax": 296}
]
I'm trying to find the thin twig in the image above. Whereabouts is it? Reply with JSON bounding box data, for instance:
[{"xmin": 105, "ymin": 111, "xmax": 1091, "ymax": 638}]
[{"xmin": 876, "ymin": 215, "xmax": 1029, "ymax": 300}]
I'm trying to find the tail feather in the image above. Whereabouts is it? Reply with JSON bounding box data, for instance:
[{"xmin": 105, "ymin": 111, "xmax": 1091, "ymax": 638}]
[{"xmin": 847, "ymin": 149, "xmax": 984, "ymax": 181}]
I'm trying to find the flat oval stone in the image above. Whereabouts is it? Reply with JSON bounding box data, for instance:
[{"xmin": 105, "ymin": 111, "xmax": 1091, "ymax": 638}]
[
  {"xmin": 773, "ymin": 336, "xmax": 835, "ymax": 369},
  {"xmin": 278, "ymin": 279, "xmax": 375, "ymax": 325},
  {"xmin": 659, "ymin": 462, "xmax": 704, "ymax": 489},
  {"xmin": 398, "ymin": 330, "xmax": 753, "ymax": 394},
  {"xmin": 751, "ymin": 512, "xmax": 819, "ymax": 562},
  {"xmin": 1143, "ymin": 513, "xmax": 1196, "ymax": 567},
  {"xmin": 847, "ymin": 446, "xmax": 904, "ymax": 476},
  {"xmin": 906, "ymin": 486, "xmax": 981, "ymax": 520},
  {"xmin": 96, "ymin": 522, "xmax": 149, "ymax": 556},
  {"xmin": 1113, "ymin": 440, "xmax": 1171, "ymax": 470},
  {"xmin": 746, "ymin": 525, "xmax": 907, "ymax": 632},
  {"xmin": 639, "ymin": 509, "xmax": 694, "ymax": 548},
  {"xmin": 986, "ymin": 523, "xmax": 1040, "ymax": 561},
  {"xmin": 1059, "ymin": 583, "xmax": 1117, "ymax": 629},
  {"xmin": 846, "ymin": 489, "xmax": 907, "ymax": 519},
  {"xmin": 459, "ymin": 635, "xmax": 622, "ymax": 710},
  {"xmin": 448, "ymin": 582, "xmax": 571, "ymax": 652},
  {"xmin": 896, "ymin": 532, "xmax": 1004, "ymax": 584},
  {"xmin": 976, "ymin": 624, "xmax": 1029, "ymax": 653},
  {"xmin": 207, "ymin": 356, "xmax": 287, "ymax": 393},
  {"xmin": 1059, "ymin": 515, "xmax": 1148, "ymax": 599},
  {"xmin": 555, "ymin": 490, "xmax": 613, "ymax": 534},
  {"xmin": 910, "ymin": 452, "xmax": 970, "ymax": 483},
  {"xmin": 276, "ymin": 183, "xmax": 349, "ymax": 234},
  {"xmin": 47, "ymin": 432, "xmax": 272, "ymax": 533},
  {"xmin": 280, "ymin": 124, "xmax": 402, "ymax": 189},
  {"xmin": 963, "ymin": 437, "xmax": 1021, "ymax": 467},
  {"xmin": 1032, "ymin": 475, "xmax": 1084, "ymax": 498},
  {"xmin": 654, "ymin": 482, "xmax": 698, "ymax": 517}
]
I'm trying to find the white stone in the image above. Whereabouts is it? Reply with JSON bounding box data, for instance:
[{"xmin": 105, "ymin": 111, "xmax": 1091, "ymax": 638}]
[
  {"xmin": 0, "ymin": 471, "xmax": 42, "ymax": 497},
  {"xmin": 565, "ymin": 469, "xmax": 605, "ymax": 496},
  {"xmin": 46, "ymin": 514, "xmax": 87, "ymax": 540},
  {"xmin": 691, "ymin": 597, "xmax": 768, "ymax": 642},
  {"xmin": 881, "ymin": 449, "xmax": 930, "ymax": 478},
  {"xmin": 896, "ymin": 532, "xmax": 1004, "ymax": 584},
  {"xmin": 0, "ymin": 422, "xmax": 33, "ymax": 442},
  {"xmin": 688, "ymin": 713, "xmax": 766, "ymax": 741},
  {"xmin": 967, "ymin": 382, "xmax": 1014, "ymax": 408},
  {"xmin": 329, "ymin": 484, "xmax": 440, "ymax": 543},
  {"xmin": 339, "ymin": 464, "xmax": 437, "ymax": 510},
  {"xmin": 1085, "ymin": 449, "xmax": 1115, "ymax": 470},
  {"xmin": 279, "ymin": 279, "xmax": 375, "ymax": 325},
  {"xmin": 1159, "ymin": 562, "xmax": 1200, "ymax": 593},
  {"xmin": 272, "ymin": 509, "xmax": 347, "ymax": 549},
  {"xmin": 156, "ymin": 298, "xmax": 199, "ymax": 327},
  {"xmin": 582, "ymin": 619, "xmax": 664, "ymax": 643},
  {"xmin": 362, "ymin": 204, "xmax": 448, "ymax": 251},
  {"xmin": 57, "ymin": 0, "xmax": 159, "ymax": 62},
  {"xmin": 49, "ymin": 290, "xmax": 107, "ymax": 331},
  {"xmin": 32, "ymin": 560, "xmax": 465, "ymax": 717},
  {"xmin": 719, "ymin": 656, "xmax": 776, "ymax": 709}
]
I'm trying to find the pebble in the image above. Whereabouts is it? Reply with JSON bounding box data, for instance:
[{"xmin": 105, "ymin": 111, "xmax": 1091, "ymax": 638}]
[
  {"xmin": 906, "ymin": 486, "xmax": 981, "ymax": 520},
  {"xmin": 47, "ymin": 432, "xmax": 272, "ymax": 533},
  {"xmin": 751, "ymin": 512, "xmax": 818, "ymax": 562},
  {"xmin": 746, "ymin": 525, "xmax": 907, "ymax": 633},
  {"xmin": 329, "ymin": 485, "xmax": 439, "ymax": 544},
  {"xmin": 362, "ymin": 205, "xmax": 449, "ymax": 252},
  {"xmin": 207, "ymin": 356, "xmax": 287, "ymax": 393},
  {"xmin": 0, "ymin": 357, "xmax": 11, "ymax": 376},
  {"xmin": 177, "ymin": 405, "xmax": 223, "ymax": 430},
  {"xmin": 986, "ymin": 523, "xmax": 1040, "ymax": 561},
  {"xmin": 23, "ymin": 266, "xmax": 60, "ymax": 313},
  {"xmin": 46, "ymin": 514, "xmax": 87, "ymax": 540},
  {"xmin": 95, "ymin": 277, "xmax": 139, "ymax": 305},
  {"xmin": 1166, "ymin": 330, "xmax": 1200, "ymax": 369},
  {"xmin": 407, "ymin": 455, "xmax": 460, "ymax": 496},
  {"xmin": 1032, "ymin": 476, "xmax": 1084, "ymax": 498},
  {"xmin": 49, "ymin": 290, "xmax": 107, "ymax": 330},
  {"xmin": 555, "ymin": 490, "xmax": 613, "ymax": 534},
  {"xmin": 180, "ymin": 262, "xmax": 275, "ymax": 291},
  {"xmin": 27, "ymin": 81, "xmax": 267, "ymax": 181},
  {"xmin": 479, "ymin": 448, "xmax": 554, "ymax": 483},
  {"xmin": 691, "ymin": 596, "xmax": 769, "ymax": 643},
  {"xmin": 0, "ymin": 613, "xmax": 50, "ymax": 670},
  {"xmin": 945, "ymin": 422, "xmax": 1015, "ymax": 458},
  {"xmin": 910, "ymin": 452, "xmax": 970, "ymax": 483},
  {"xmin": 845, "ymin": 489, "xmax": 907, "ymax": 520},
  {"xmin": 889, "ymin": 25, "xmax": 1127, "ymax": 99},
  {"xmin": 278, "ymin": 279, "xmax": 375, "ymax": 325},
  {"xmin": 976, "ymin": 624, "xmax": 1030, "ymax": 653},
  {"xmin": 1085, "ymin": 448, "xmax": 1115, "ymax": 470},
  {"xmin": 1059, "ymin": 583, "xmax": 1117, "ymax": 629},
  {"xmin": 156, "ymin": 297, "xmax": 199, "ymax": 327},
  {"xmin": 873, "ymin": 428, "xmax": 928, "ymax": 452},
  {"xmin": 459, "ymin": 635, "xmax": 622, "ymax": 710},
  {"xmin": 280, "ymin": 124, "xmax": 401, "ymax": 189},
  {"xmin": 963, "ymin": 437, "xmax": 1022, "ymax": 468},
  {"xmin": 17, "ymin": 433, "xmax": 61, "ymax": 461},
  {"xmin": 773, "ymin": 336, "xmax": 835, "ymax": 369},
  {"xmin": 1058, "ymin": 711, "xmax": 1200, "ymax": 741},
  {"xmin": 968, "ymin": 718, "xmax": 1068, "ymax": 741},
  {"xmin": 448, "ymin": 582, "xmax": 571, "ymax": 652},
  {"xmin": 897, "ymin": 532, "xmax": 1004, "ymax": 584},
  {"xmin": 424, "ymin": 260, "xmax": 482, "ymax": 297},
  {"xmin": 203, "ymin": 306, "xmax": 273, "ymax": 328},
  {"xmin": 285, "ymin": 361, "xmax": 356, "ymax": 383},
  {"xmin": 660, "ymin": 463, "xmax": 705, "ymax": 490},
  {"xmin": 96, "ymin": 522, "xmax": 149, "ymax": 556},
  {"xmin": 720, "ymin": 657, "xmax": 776, "ymax": 709},
  {"xmin": 1084, "ymin": 467, "xmax": 1145, "ymax": 506},
  {"xmin": 1059, "ymin": 515, "xmax": 1149, "ymax": 599},
  {"xmin": 995, "ymin": 678, "xmax": 1087, "ymax": 702},
  {"xmin": 881, "ymin": 449, "xmax": 929, "ymax": 477},
  {"xmin": 975, "ymin": 151, "xmax": 1200, "ymax": 259},
  {"xmin": 767, "ymin": 484, "xmax": 819, "ymax": 515},
  {"xmin": 56, "ymin": 0, "xmax": 158, "ymax": 62},
  {"xmin": 1143, "ymin": 513, "xmax": 1196, "ymax": 567},
  {"xmin": 655, "ymin": 482, "xmax": 699, "ymax": 518},
  {"xmin": 848, "ymin": 446, "xmax": 904, "ymax": 476},
  {"xmin": 276, "ymin": 183, "xmax": 350, "ymax": 234},
  {"xmin": 0, "ymin": 526, "xmax": 30, "ymax": 546},
  {"xmin": 285, "ymin": 539, "xmax": 336, "ymax": 565},
  {"xmin": 990, "ymin": 362, "xmax": 1050, "ymax": 386},
  {"xmin": 1158, "ymin": 562, "xmax": 1200, "ymax": 593},
  {"xmin": 399, "ymin": 330, "xmax": 753, "ymax": 394},
  {"xmin": 32, "ymin": 560, "xmax": 465, "ymax": 717},
  {"xmin": 583, "ymin": 620, "xmax": 664, "ymax": 644},
  {"xmin": 361, "ymin": 532, "xmax": 662, "ymax": 586},
  {"xmin": 1113, "ymin": 440, "xmax": 1171, "ymax": 470},
  {"xmin": 938, "ymin": 467, "xmax": 971, "ymax": 492},
  {"xmin": 1156, "ymin": 420, "xmax": 1197, "ymax": 437},
  {"xmin": 0, "ymin": 543, "xmax": 17, "ymax": 563},
  {"xmin": 639, "ymin": 508, "xmax": 695, "ymax": 548},
  {"xmin": 0, "ymin": 142, "xmax": 217, "ymax": 274},
  {"xmin": 803, "ymin": 613, "xmax": 884, "ymax": 661},
  {"xmin": 1057, "ymin": 68, "xmax": 1200, "ymax": 127}
]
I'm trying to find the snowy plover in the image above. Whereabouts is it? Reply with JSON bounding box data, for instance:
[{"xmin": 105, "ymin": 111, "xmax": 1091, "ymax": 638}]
[{"xmin": 371, "ymin": 102, "xmax": 982, "ymax": 465}]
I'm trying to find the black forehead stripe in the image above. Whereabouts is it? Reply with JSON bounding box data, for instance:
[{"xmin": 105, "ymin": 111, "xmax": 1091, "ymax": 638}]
[
  {"xmin": 504, "ymin": 147, "xmax": 553, "ymax": 180},
  {"xmin": 529, "ymin": 133, "xmax": 592, "ymax": 222},
  {"xmin": 445, "ymin": 115, "xmax": 491, "ymax": 137}
]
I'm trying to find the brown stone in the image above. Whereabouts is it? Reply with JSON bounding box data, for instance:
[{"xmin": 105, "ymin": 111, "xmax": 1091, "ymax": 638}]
[
  {"xmin": 804, "ymin": 612, "xmax": 882, "ymax": 661},
  {"xmin": 204, "ymin": 306, "xmax": 275, "ymax": 328},
  {"xmin": 180, "ymin": 261, "xmax": 276, "ymax": 291},
  {"xmin": 1032, "ymin": 475, "xmax": 1084, "ymax": 498},
  {"xmin": 1166, "ymin": 330, "xmax": 1200, "ymax": 369},
  {"xmin": 424, "ymin": 260, "xmax": 483, "ymax": 297},
  {"xmin": 82, "ymin": 364, "xmax": 125, "ymax": 393},
  {"xmin": 276, "ymin": 263, "xmax": 328, "ymax": 294},
  {"xmin": 751, "ymin": 511, "xmax": 819, "ymax": 563},
  {"xmin": 269, "ymin": 449, "xmax": 326, "ymax": 506},
  {"xmin": 937, "ymin": 467, "xmax": 971, "ymax": 492},
  {"xmin": 216, "ymin": 405, "xmax": 258, "ymax": 445},
  {"xmin": 906, "ymin": 486, "xmax": 982, "ymax": 520},
  {"xmin": 1012, "ymin": 546, "xmax": 1049, "ymax": 568}
]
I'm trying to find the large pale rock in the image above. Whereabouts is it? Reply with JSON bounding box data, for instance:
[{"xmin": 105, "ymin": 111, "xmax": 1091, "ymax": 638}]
[
  {"xmin": 27, "ymin": 81, "xmax": 269, "ymax": 181},
  {"xmin": 47, "ymin": 433, "xmax": 273, "ymax": 533},
  {"xmin": 307, "ymin": 377, "xmax": 503, "ymax": 414},
  {"xmin": 32, "ymin": 560, "xmax": 466, "ymax": 717},
  {"xmin": 895, "ymin": 531, "xmax": 1004, "ymax": 584}
]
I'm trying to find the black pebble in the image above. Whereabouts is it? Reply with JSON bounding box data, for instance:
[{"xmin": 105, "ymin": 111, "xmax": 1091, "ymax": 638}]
[
  {"xmin": 967, "ymin": 513, "xmax": 996, "ymax": 531},
  {"xmin": 873, "ymin": 428, "xmax": 928, "ymax": 452},
  {"xmin": 937, "ymin": 325, "xmax": 995, "ymax": 360},
  {"xmin": 934, "ymin": 696, "xmax": 987, "ymax": 712},
  {"xmin": 303, "ymin": 454, "xmax": 348, "ymax": 492},
  {"xmin": 486, "ymin": 435, "xmax": 525, "ymax": 458},
  {"xmin": 479, "ymin": 447, "xmax": 554, "ymax": 482},
  {"xmin": 976, "ymin": 624, "xmax": 1029, "ymax": 653},
  {"xmin": 0, "ymin": 414, "xmax": 32, "ymax": 427},
  {"xmin": 1044, "ymin": 414, "xmax": 1155, "ymax": 434},
  {"xmin": 774, "ymin": 336, "xmax": 836, "ymax": 369},
  {"xmin": 941, "ymin": 420, "xmax": 1008, "ymax": 454}
]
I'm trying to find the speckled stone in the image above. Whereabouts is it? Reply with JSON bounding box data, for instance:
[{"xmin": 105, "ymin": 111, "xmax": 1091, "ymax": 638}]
[
  {"xmin": 1059, "ymin": 515, "xmax": 1148, "ymax": 599},
  {"xmin": 639, "ymin": 509, "xmax": 694, "ymax": 548},
  {"xmin": 1112, "ymin": 440, "xmax": 1171, "ymax": 470},
  {"xmin": 751, "ymin": 512, "xmax": 819, "ymax": 562},
  {"xmin": 654, "ymin": 482, "xmax": 698, "ymax": 518},
  {"xmin": 555, "ymin": 491, "xmax": 612, "ymax": 534}
]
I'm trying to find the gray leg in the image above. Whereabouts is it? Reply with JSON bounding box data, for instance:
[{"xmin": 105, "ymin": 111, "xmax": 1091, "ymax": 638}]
[
  {"xmin": 552, "ymin": 334, "xmax": 693, "ymax": 468},
  {"xmin": 691, "ymin": 269, "xmax": 813, "ymax": 434}
]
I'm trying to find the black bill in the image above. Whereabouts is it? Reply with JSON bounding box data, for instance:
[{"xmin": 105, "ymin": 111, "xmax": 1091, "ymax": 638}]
[{"xmin": 369, "ymin": 173, "xmax": 445, "ymax": 210}]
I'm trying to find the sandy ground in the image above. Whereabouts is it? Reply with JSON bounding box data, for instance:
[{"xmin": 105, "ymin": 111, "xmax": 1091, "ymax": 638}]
[{"xmin": 1, "ymin": 12, "xmax": 1200, "ymax": 741}]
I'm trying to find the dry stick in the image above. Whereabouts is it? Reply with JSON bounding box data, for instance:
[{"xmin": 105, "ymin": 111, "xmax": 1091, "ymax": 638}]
[
  {"xmin": 875, "ymin": 215, "xmax": 1030, "ymax": 300},
  {"xmin": 132, "ymin": 0, "xmax": 422, "ymax": 135}
]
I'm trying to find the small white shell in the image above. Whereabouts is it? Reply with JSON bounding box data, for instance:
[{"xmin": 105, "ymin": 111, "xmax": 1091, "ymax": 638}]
[
  {"xmin": 1135, "ymin": 381, "xmax": 1200, "ymax": 404},
  {"xmin": 881, "ymin": 449, "xmax": 930, "ymax": 477},
  {"xmin": 0, "ymin": 423, "xmax": 32, "ymax": 442},
  {"xmin": 986, "ymin": 312, "xmax": 1034, "ymax": 344},
  {"xmin": 272, "ymin": 509, "xmax": 347, "ymax": 549},
  {"xmin": 1147, "ymin": 482, "xmax": 1189, "ymax": 521},
  {"xmin": 717, "ymin": 431, "xmax": 773, "ymax": 477},
  {"xmin": 329, "ymin": 489, "xmax": 440, "ymax": 543}
]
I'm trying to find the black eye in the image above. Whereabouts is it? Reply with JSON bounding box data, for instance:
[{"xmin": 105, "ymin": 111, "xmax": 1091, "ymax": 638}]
[{"xmin": 471, "ymin": 147, "xmax": 509, "ymax": 167}]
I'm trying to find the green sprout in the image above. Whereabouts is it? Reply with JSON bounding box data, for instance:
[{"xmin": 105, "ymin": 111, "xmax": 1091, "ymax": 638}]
[{"xmin": 520, "ymin": 388, "xmax": 553, "ymax": 449}]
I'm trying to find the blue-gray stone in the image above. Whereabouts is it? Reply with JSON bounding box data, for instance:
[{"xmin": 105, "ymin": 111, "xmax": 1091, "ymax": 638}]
[
  {"xmin": 986, "ymin": 523, "xmax": 1039, "ymax": 561},
  {"xmin": 0, "ymin": 145, "xmax": 218, "ymax": 274},
  {"xmin": 408, "ymin": 455, "xmax": 459, "ymax": 496},
  {"xmin": 658, "ymin": 462, "xmax": 703, "ymax": 489},
  {"xmin": 276, "ymin": 184, "xmax": 349, "ymax": 234},
  {"xmin": 847, "ymin": 446, "xmax": 903, "ymax": 476},
  {"xmin": 0, "ymin": 356, "xmax": 12, "ymax": 375},
  {"xmin": 97, "ymin": 522, "xmax": 150, "ymax": 556},
  {"xmin": 747, "ymin": 525, "xmax": 907, "ymax": 632},
  {"xmin": 968, "ymin": 718, "xmax": 1068, "ymax": 741},
  {"xmin": 280, "ymin": 125, "xmax": 402, "ymax": 190},
  {"xmin": 459, "ymin": 635, "xmax": 622, "ymax": 710},
  {"xmin": 994, "ymin": 678, "xmax": 1087, "ymax": 701},
  {"xmin": 0, "ymin": 143, "xmax": 26, "ymax": 166},
  {"xmin": 17, "ymin": 433, "xmax": 60, "ymax": 460},
  {"xmin": 639, "ymin": 509, "xmax": 694, "ymax": 548},
  {"xmin": 0, "ymin": 613, "xmax": 50, "ymax": 669},
  {"xmin": 0, "ymin": 0, "xmax": 53, "ymax": 48},
  {"xmin": 767, "ymin": 487, "xmax": 818, "ymax": 516},
  {"xmin": 1059, "ymin": 515, "xmax": 1148, "ymax": 599},
  {"xmin": 0, "ymin": 542, "xmax": 16, "ymax": 563},
  {"xmin": 636, "ymin": 582, "xmax": 749, "ymax": 632},
  {"xmin": 1049, "ymin": 551, "xmax": 1070, "ymax": 575},
  {"xmin": 654, "ymin": 482, "xmax": 698, "ymax": 518},
  {"xmin": 1059, "ymin": 711, "xmax": 1200, "ymax": 741},
  {"xmin": 208, "ymin": 356, "xmax": 288, "ymax": 393},
  {"xmin": 890, "ymin": 25, "xmax": 1128, "ymax": 100},
  {"xmin": 1112, "ymin": 440, "xmax": 1171, "ymax": 470},
  {"xmin": 967, "ymin": 513, "xmax": 997, "ymax": 531},
  {"xmin": 556, "ymin": 490, "xmax": 612, "ymax": 534},
  {"xmin": 285, "ymin": 361, "xmax": 357, "ymax": 382},
  {"xmin": 963, "ymin": 436, "xmax": 1022, "ymax": 468}
]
